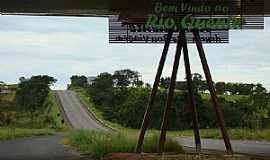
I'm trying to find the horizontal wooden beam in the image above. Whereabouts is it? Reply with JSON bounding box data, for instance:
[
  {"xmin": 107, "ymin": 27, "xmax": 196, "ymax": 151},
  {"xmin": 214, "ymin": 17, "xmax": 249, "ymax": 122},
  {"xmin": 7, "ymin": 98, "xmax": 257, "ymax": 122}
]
[{"xmin": 0, "ymin": 0, "xmax": 269, "ymax": 17}]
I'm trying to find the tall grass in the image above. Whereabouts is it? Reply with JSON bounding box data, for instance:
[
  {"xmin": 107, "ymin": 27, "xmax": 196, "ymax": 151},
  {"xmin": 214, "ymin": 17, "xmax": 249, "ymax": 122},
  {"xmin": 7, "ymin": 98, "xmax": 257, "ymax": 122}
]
[
  {"xmin": 45, "ymin": 91, "xmax": 66, "ymax": 130},
  {"xmin": 64, "ymin": 130, "xmax": 184, "ymax": 158},
  {"xmin": 0, "ymin": 127, "xmax": 54, "ymax": 140}
]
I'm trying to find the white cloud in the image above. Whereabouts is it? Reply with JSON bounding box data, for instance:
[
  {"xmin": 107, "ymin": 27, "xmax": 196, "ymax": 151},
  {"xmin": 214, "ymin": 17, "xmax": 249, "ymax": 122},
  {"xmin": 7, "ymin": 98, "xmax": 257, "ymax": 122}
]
[{"xmin": 0, "ymin": 16, "xmax": 269, "ymax": 90}]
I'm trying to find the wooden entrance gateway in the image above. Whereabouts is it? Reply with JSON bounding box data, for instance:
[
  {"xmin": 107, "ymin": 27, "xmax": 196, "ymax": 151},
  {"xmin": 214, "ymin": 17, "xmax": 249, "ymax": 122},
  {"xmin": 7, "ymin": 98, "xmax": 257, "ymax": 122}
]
[{"xmin": 135, "ymin": 30, "xmax": 233, "ymax": 154}]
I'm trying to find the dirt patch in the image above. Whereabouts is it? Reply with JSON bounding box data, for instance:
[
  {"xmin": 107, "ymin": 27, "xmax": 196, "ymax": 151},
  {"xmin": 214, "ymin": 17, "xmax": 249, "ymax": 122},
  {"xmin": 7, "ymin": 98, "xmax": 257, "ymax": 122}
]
[{"xmin": 105, "ymin": 153, "xmax": 265, "ymax": 160}]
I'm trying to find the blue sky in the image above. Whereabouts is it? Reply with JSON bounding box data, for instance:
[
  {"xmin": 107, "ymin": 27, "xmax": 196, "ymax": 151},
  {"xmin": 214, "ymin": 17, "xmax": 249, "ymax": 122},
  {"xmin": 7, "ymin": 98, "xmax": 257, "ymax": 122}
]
[{"xmin": 0, "ymin": 15, "xmax": 269, "ymax": 90}]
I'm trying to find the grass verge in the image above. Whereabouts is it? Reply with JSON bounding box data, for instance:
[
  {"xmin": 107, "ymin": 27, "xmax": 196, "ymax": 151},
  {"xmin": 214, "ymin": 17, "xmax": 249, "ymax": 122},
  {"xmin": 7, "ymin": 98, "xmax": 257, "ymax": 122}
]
[
  {"xmin": 0, "ymin": 127, "xmax": 54, "ymax": 140},
  {"xmin": 70, "ymin": 87, "xmax": 122, "ymax": 129},
  {"xmin": 174, "ymin": 128, "xmax": 270, "ymax": 142},
  {"xmin": 44, "ymin": 91, "xmax": 66, "ymax": 130},
  {"xmin": 64, "ymin": 129, "xmax": 183, "ymax": 158}
]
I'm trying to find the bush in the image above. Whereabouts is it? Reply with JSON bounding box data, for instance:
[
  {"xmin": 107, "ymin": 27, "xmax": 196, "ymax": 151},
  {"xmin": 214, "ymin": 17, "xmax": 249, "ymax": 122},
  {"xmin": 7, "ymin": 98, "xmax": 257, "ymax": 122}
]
[{"xmin": 0, "ymin": 111, "xmax": 16, "ymax": 126}]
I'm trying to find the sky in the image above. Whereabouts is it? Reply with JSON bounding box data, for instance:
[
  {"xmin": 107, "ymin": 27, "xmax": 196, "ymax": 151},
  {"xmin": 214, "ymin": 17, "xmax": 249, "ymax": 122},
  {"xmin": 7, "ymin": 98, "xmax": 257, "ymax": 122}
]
[{"xmin": 0, "ymin": 15, "xmax": 269, "ymax": 90}]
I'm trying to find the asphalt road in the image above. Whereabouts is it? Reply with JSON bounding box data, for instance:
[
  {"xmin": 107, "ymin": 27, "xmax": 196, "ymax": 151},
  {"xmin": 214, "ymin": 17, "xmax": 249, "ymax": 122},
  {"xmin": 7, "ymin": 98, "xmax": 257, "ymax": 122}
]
[
  {"xmin": 56, "ymin": 90, "xmax": 109, "ymax": 131},
  {"xmin": 177, "ymin": 137, "xmax": 270, "ymax": 157},
  {"xmin": 0, "ymin": 135, "xmax": 86, "ymax": 160},
  {"xmin": 0, "ymin": 90, "xmax": 109, "ymax": 160}
]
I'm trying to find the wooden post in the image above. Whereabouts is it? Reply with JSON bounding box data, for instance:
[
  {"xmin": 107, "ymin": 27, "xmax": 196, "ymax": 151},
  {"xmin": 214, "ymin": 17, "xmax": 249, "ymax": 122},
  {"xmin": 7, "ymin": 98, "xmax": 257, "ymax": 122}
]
[
  {"xmin": 193, "ymin": 30, "xmax": 233, "ymax": 154},
  {"xmin": 182, "ymin": 31, "xmax": 201, "ymax": 152},
  {"xmin": 159, "ymin": 32, "xmax": 183, "ymax": 153},
  {"xmin": 136, "ymin": 31, "xmax": 173, "ymax": 153}
]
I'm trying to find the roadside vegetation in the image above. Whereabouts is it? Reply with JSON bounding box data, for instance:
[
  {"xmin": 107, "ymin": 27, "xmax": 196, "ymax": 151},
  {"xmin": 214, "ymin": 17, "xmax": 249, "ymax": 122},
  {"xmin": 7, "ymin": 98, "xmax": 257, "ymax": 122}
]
[
  {"xmin": 70, "ymin": 87, "xmax": 122, "ymax": 130},
  {"xmin": 172, "ymin": 128, "xmax": 270, "ymax": 141},
  {"xmin": 69, "ymin": 69, "xmax": 270, "ymax": 142},
  {"xmin": 0, "ymin": 76, "xmax": 66, "ymax": 140},
  {"xmin": 44, "ymin": 91, "xmax": 66, "ymax": 130},
  {"xmin": 0, "ymin": 127, "xmax": 54, "ymax": 140},
  {"xmin": 64, "ymin": 129, "xmax": 183, "ymax": 158}
]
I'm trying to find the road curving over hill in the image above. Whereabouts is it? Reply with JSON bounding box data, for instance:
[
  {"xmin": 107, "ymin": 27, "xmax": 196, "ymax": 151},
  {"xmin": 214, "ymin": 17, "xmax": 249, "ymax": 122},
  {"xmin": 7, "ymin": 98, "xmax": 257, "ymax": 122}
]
[{"xmin": 55, "ymin": 90, "xmax": 109, "ymax": 131}]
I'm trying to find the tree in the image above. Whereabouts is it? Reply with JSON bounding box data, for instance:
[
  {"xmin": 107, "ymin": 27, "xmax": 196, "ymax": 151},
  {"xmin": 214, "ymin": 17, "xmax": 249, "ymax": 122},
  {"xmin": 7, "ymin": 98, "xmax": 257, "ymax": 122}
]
[
  {"xmin": 192, "ymin": 73, "xmax": 206, "ymax": 93},
  {"xmin": 175, "ymin": 81, "xmax": 187, "ymax": 91},
  {"xmin": 199, "ymin": 80, "xmax": 208, "ymax": 93},
  {"xmin": 116, "ymin": 88, "xmax": 149, "ymax": 128},
  {"xmin": 225, "ymin": 83, "xmax": 238, "ymax": 95},
  {"xmin": 145, "ymin": 83, "xmax": 152, "ymax": 89},
  {"xmin": 215, "ymin": 82, "xmax": 226, "ymax": 95},
  {"xmin": 253, "ymin": 83, "xmax": 267, "ymax": 94},
  {"xmin": 113, "ymin": 69, "xmax": 143, "ymax": 87},
  {"xmin": 88, "ymin": 72, "xmax": 114, "ymax": 107},
  {"xmin": 243, "ymin": 83, "xmax": 255, "ymax": 95},
  {"xmin": 134, "ymin": 79, "xmax": 144, "ymax": 88},
  {"xmin": 160, "ymin": 77, "xmax": 170, "ymax": 89},
  {"xmin": 16, "ymin": 75, "xmax": 56, "ymax": 119},
  {"xmin": 93, "ymin": 72, "xmax": 114, "ymax": 90},
  {"xmin": 192, "ymin": 73, "xmax": 203, "ymax": 81},
  {"xmin": 70, "ymin": 75, "xmax": 88, "ymax": 88},
  {"xmin": 0, "ymin": 81, "xmax": 3, "ymax": 103},
  {"xmin": 175, "ymin": 73, "xmax": 207, "ymax": 92}
]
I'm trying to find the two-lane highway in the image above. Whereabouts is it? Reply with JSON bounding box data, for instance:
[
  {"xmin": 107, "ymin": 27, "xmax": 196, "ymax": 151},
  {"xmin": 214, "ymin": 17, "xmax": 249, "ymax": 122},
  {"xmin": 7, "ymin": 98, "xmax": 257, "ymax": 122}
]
[{"xmin": 56, "ymin": 90, "xmax": 108, "ymax": 131}]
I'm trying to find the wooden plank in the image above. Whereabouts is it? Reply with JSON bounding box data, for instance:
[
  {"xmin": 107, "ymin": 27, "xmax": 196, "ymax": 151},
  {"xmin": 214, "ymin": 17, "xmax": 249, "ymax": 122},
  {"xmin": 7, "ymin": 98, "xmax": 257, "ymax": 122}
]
[{"xmin": 0, "ymin": 0, "xmax": 269, "ymax": 17}]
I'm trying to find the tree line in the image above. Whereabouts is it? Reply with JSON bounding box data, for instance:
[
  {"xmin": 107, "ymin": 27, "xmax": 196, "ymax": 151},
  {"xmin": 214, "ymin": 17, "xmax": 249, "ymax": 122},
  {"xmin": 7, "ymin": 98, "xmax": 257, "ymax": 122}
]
[
  {"xmin": 69, "ymin": 69, "xmax": 146, "ymax": 89},
  {"xmin": 160, "ymin": 73, "xmax": 267, "ymax": 95},
  {"xmin": 70, "ymin": 69, "xmax": 270, "ymax": 130},
  {"xmin": 70, "ymin": 71, "xmax": 268, "ymax": 96}
]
